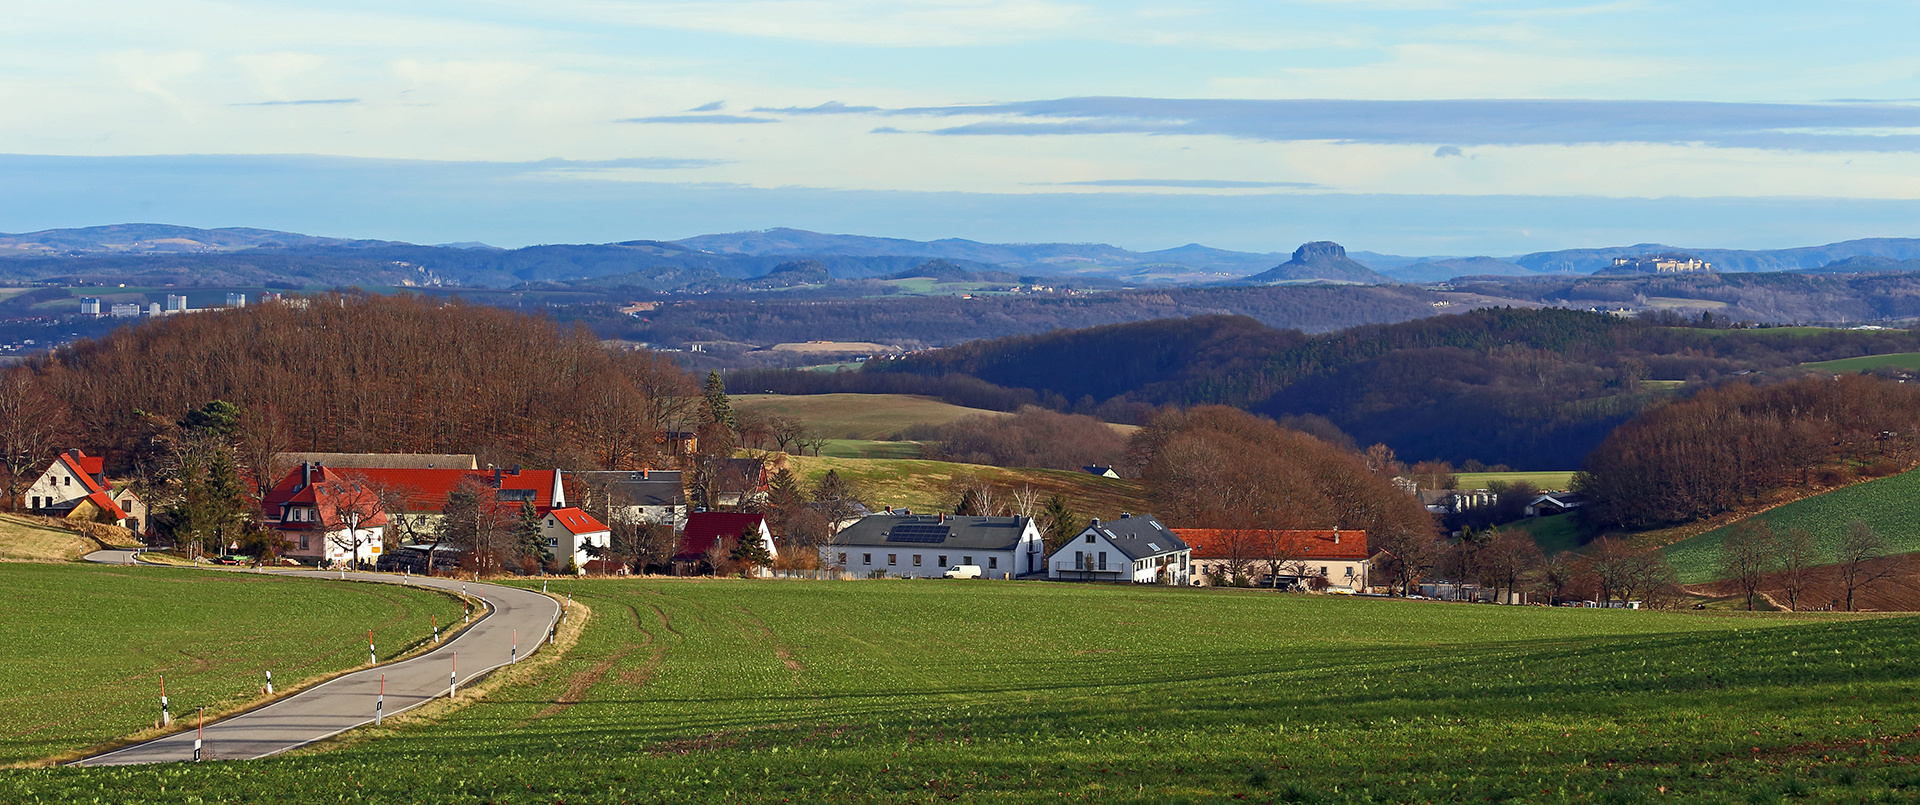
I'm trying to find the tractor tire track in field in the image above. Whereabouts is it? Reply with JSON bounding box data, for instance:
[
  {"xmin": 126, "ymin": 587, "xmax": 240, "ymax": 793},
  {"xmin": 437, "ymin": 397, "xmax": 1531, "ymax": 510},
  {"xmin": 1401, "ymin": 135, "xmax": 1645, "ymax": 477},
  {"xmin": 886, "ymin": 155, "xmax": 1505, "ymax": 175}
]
[{"xmin": 736, "ymin": 607, "xmax": 806, "ymax": 688}]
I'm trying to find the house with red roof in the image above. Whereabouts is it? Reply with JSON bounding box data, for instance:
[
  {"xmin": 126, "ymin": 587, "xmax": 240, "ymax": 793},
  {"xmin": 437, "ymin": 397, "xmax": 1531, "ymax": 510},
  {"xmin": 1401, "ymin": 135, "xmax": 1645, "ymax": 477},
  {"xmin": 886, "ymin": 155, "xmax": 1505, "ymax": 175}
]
[
  {"xmin": 263, "ymin": 462, "xmax": 580, "ymax": 567},
  {"xmin": 27, "ymin": 449, "xmax": 146, "ymax": 534},
  {"xmin": 676, "ymin": 511, "xmax": 776, "ymax": 575},
  {"xmin": 540, "ymin": 505, "xmax": 610, "ymax": 574},
  {"xmin": 260, "ymin": 463, "xmax": 390, "ymax": 566},
  {"xmin": 1173, "ymin": 528, "xmax": 1372, "ymax": 591}
]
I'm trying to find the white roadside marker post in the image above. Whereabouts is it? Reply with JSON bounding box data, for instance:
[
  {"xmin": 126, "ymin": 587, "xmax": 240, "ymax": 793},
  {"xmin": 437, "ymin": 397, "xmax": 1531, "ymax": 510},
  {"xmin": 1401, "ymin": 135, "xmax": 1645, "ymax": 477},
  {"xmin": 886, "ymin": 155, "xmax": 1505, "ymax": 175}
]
[
  {"xmin": 368, "ymin": 629, "xmax": 376, "ymax": 665},
  {"xmin": 449, "ymin": 653, "xmax": 457, "ymax": 698},
  {"xmin": 542, "ymin": 580, "xmax": 548, "ymax": 594},
  {"xmin": 160, "ymin": 676, "xmax": 171, "ymax": 727},
  {"xmin": 511, "ymin": 629, "xmax": 517, "ymax": 664},
  {"xmin": 193, "ymin": 708, "xmax": 204, "ymax": 762},
  {"xmin": 265, "ymin": 670, "xmax": 273, "ymax": 695},
  {"xmin": 376, "ymin": 674, "xmax": 384, "ymax": 726},
  {"xmin": 432, "ymin": 614, "xmax": 439, "ymax": 644}
]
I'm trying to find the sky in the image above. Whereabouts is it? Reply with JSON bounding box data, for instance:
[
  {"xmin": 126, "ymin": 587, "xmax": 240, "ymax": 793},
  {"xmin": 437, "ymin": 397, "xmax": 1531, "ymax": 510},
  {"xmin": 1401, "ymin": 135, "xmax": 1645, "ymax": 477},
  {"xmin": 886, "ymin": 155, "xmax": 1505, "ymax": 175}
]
[{"xmin": 4, "ymin": 0, "xmax": 1920, "ymax": 255}]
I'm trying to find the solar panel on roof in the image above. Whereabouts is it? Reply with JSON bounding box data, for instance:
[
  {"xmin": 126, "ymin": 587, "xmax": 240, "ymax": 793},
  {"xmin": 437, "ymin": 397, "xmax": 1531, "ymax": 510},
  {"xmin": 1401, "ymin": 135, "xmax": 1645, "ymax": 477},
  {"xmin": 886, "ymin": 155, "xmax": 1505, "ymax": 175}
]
[{"xmin": 886, "ymin": 524, "xmax": 951, "ymax": 543}]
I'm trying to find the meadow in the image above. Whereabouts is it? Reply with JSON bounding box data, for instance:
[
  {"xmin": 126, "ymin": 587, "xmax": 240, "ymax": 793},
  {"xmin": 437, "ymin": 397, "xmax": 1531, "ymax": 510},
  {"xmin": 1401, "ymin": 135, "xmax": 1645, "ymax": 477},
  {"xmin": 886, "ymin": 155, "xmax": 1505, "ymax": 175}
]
[
  {"xmin": 7, "ymin": 579, "xmax": 1918, "ymax": 803},
  {"xmin": 732, "ymin": 393, "xmax": 1010, "ymax": 440},
  {"xmin": 0, "ymin": 563, "xmax": 465, "ymax": 766},
  {"xmin": 0, "ymin": 515, "xmax": 100, "ymax": 562},
  {"xmin": 1454, "ymin": 470, "xmax": 1577, "ymax": 490},
  {"xmin": 1802, "ymin": 351, "xmax": 1920, "ymax": 372},
  {"xmin": 1663, "ymin": 466, "xmax": 1920, "ymax": 583},
  {"xmin": 786, "ymin": 454, "xmax": 1151, "ymax": 517}
]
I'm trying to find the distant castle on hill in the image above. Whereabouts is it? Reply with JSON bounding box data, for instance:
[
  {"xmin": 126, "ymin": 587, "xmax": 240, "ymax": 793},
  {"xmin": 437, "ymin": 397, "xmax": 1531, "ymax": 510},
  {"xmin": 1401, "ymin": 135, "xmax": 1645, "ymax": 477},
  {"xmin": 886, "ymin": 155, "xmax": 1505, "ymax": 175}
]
[{"xmin": 1610, "ymin": 253, "xmax": 1713, "ymax": 274}]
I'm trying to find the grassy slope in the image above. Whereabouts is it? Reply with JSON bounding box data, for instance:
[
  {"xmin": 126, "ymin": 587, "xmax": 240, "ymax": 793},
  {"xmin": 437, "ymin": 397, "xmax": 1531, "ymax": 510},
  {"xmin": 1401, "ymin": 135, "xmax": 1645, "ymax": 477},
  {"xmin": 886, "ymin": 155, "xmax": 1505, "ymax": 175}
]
[
  {"xmin": 0, "ymin": 515, "xmax": 96, "ymax": 562},
  {"xmin": 1507, "ymin": 513, "xmax": 1582, "ymax": 556},
  {"xmin": 1803, "ymin": 351, "xmax": 1920, "ymax": 371},
  {"xmin": 1664, "ymin": 467, "xmax": 1920, "ymax": 583},
  {"xmin": 733, "ymin": 394, "xmax": 1010, "ymax": 440},
  {"xmin": 12, "ymin": 581, "xmax": 1919, "ymax": 803},
  {"xmin": 0, "ymin": 564, "xmax": 465, "ymax": 765},
  {"xmin": 786, "ymin": 455, "xmax": 1150, "ymax": 518},
  {"xmin": 1455, "ymin": 470, "xmax": 1576, "ymax": 490}
]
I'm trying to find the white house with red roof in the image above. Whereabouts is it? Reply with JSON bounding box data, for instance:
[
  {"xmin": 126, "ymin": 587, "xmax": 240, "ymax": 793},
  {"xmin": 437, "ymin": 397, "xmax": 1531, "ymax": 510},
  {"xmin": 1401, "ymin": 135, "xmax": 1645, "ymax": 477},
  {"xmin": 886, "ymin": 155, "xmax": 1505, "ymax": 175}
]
[
  {"xmin": 1173, "ymin": 528, "xmax": 1372, "ymax": 591},
  {"xmin": 538, "ymin": 477, "xmax": 610, "ymax": 574},
  {"xmin": 676, "ymin": 511, "xmax": 776, "ymax": 574},
  {"xmin": 260, "ymin": 462, "xmax": 389, "ymax": 565},
  {"xmin": 26, "ymin": 449, "xmax": 146, "ymax": 534}
]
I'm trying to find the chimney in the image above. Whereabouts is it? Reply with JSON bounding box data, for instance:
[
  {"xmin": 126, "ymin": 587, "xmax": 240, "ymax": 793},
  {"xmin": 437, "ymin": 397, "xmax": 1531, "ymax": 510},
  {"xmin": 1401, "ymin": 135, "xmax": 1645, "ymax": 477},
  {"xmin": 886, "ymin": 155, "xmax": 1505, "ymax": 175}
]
[
  {"xmin": 641, "ymin": 468, "xmax": 650, "ymax": 480},
  {"xmin": 1090, "ymin": 518, "xmax": 1101, "ymax": 527},
  {"xmin": 550, "ymin": 470, "xmax": 567, "ymax": 509},
  {"xmin": 1333, "ymin": 527, "xmax": 1341, "ymax": 544},
  {"xmin": 493, "ymin": 468, "xmax": 503, "ymax": 488},
  {"xmin": 68, "ymin": 448, "xmax": 80, "ymax": 461},
  {"xmin": 301, "ymin": 462, "xmax": 313, "ymax": 490},
  {"xmin": 511, "ymin": 464, "xmax": 521, "ymax": 475},
  {"xmin": 1120, "ymin": 513, "xmax": 1131, "ymax": 519}
]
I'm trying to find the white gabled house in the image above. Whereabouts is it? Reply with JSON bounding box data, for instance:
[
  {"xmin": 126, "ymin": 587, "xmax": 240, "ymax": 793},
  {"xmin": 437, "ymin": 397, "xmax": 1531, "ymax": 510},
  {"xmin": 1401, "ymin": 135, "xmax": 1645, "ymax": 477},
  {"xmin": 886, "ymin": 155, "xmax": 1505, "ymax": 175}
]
[
  {"xmin": 1046, "ymin": 513, "xmax": 1191, "ymax": 585},
  {"xmin": 541, "ymin": 507, "xmax": 611, "ymax": 574},
  {"xmin": 828, "ymin": 512, "xmax": 1044, "ymax": 579},
  {"xmin": 26, "ymin": 448, "xmax": 146, "ymax": 533}
]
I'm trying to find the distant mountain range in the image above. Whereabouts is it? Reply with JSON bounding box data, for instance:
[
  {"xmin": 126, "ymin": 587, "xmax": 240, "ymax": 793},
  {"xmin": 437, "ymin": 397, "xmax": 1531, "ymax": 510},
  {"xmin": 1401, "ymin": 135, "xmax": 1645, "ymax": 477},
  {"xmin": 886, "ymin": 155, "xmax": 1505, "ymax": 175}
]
[{"xmin": 5, "ymin": 223, "xmax": 1920, "ymax": 288}]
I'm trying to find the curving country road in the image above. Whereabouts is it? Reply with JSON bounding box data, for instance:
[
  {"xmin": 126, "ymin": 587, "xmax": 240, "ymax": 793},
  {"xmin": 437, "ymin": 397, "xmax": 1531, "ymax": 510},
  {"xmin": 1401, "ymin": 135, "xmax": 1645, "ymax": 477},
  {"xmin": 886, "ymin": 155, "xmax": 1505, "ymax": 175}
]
[{"xmin": 72, "ymin": 550, "xmax": 560, "ymax": 765}]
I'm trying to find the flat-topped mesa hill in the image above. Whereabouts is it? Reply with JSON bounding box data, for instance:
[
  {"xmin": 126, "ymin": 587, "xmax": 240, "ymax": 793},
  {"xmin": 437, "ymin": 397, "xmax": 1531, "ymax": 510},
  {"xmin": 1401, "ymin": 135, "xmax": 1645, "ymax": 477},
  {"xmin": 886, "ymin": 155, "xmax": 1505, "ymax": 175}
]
[{"xmin": 1244, "ymin": 241, "xmax": 1396, "ymax": 285}]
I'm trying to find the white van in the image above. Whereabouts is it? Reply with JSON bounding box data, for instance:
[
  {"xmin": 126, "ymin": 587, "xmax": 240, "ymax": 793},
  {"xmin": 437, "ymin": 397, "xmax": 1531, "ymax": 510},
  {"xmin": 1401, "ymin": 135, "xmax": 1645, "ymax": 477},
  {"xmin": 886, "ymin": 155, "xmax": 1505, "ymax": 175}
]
[{"xmin": 942, "ymin": 565, "xmax": 982, "ymax": 579}]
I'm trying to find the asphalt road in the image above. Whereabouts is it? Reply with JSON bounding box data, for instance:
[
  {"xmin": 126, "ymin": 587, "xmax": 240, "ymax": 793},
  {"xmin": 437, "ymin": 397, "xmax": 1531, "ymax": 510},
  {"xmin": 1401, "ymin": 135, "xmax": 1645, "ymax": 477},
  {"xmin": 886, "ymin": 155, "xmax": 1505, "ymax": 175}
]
[{"xmin": 73, "ymin": 551, "xmax": 560, "ymax": 765}]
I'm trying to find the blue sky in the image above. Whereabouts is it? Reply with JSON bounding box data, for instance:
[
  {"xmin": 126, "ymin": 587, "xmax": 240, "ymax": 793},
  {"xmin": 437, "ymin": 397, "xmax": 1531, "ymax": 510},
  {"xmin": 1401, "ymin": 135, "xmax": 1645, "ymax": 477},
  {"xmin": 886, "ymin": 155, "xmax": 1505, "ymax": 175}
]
[{"xmin": 4, "ymin": 1, "xmax": 1920, "ymax": 254}]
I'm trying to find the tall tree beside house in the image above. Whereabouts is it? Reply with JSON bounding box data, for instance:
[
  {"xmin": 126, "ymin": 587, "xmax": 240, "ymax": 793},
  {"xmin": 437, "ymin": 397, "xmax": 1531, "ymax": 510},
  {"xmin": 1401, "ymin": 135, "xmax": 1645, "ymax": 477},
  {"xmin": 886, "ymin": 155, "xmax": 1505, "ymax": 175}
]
[
  {"xmin": 702, "ymin": 371, "xmax": 735, "ymax": 433},
  {"xmin": 319, "ymin": 477, "xmax": 383, "ymax": 571},
  {"xmin": 688, "ymin": 373, "xmax": 741, "ymax": 509},
  {"xmin": 0, "ymin": 368, "xmax": 74, "ymax": 510},
  {"xmin": 513, "ymin": 501, "xmax": 551, "ymax": 574},
  {"xmin": 439, "ymin": 478, "xmax": 512, "ymax": 574},
  {"xmin": 1476, "ymin": 528, "xmax": 1544, "ymax": 603},
  {"xmin": 729, "ymin": 527, "xmax": 772, "ymax": 577},
  {"xmin": 155, "ymin": 402, "xmax": 254, "ymax": 557},
  {"xmin": 1037, "ymin": 494, "xmax": 1080, "ymax": 560}
]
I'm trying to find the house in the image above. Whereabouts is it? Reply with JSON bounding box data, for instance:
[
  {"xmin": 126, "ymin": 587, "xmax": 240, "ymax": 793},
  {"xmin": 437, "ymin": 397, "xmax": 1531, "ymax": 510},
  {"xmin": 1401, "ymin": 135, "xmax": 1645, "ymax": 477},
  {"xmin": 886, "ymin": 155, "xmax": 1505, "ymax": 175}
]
[
  {"xmin": 1046, "ymin": 514, "xmax": 1191, "ymax": 585},
  {"xmin": 829, "ymin": 512, "xmax": 1043, "ymax": 579},
  {"xmin": 1525, "ymin": 492, "xmax": 1587, "ymax": 517},
  {"xmin": 711, "ymin": 458, "xmax": 770, "ymax": 507},
  {"xmin": 261, "ymin": 463, "xmax": 568, "ymax": 562},
  {"xmin": 676, "ymin": 511, "xmax": 777, "ymax": 574},
  {"xmin": 1082, "ymin": 465, "xmax": 1120, "ymax": 479},
  {"xmin": 574, "ymin": 469, "xmax": 687, "ymax": 530},
  {"xmin": 541, "ymin": 506, "xmax": 610, "ymax": 574},
  {"xmin": 258, "ymin": 463, "xmax": 389, "ymax": 565},
  {"xmin": 1175, "ymin": 528, "xmax": 1371, "ymax": 590},
  {"xmin": 26, "ymin": 449, "xmax": 146, "ymax": 534}
]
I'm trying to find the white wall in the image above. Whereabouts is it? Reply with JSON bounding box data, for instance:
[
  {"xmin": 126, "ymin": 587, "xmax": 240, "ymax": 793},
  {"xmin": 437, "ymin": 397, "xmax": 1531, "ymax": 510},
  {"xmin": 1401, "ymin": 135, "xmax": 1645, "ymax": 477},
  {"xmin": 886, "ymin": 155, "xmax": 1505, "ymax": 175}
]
[{"xmin": 837, "ymin": 546, "xmax": 1018, "ymax": 578}]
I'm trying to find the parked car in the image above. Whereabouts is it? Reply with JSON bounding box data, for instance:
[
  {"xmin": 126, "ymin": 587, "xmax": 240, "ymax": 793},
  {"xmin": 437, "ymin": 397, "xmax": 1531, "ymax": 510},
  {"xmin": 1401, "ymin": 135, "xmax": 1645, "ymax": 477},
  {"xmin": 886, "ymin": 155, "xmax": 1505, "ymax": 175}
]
[{"xmin": 942, "ymin": 565, "xmax": 982, "ymax": 579}]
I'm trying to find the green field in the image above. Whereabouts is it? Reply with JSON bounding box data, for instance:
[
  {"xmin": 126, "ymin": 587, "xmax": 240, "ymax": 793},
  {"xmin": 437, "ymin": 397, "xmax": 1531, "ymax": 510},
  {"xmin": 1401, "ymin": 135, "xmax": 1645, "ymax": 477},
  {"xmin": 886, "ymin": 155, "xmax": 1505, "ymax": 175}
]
[
  {"xmin": 787, "ymin": 454, "xmax": 1150, "ymax": 518},
  {"xmin": 1455, "ymin": 470, "xmax": 1576, "ymax": 490},
  {"xmin": 1803, "ymin": 351, "xmax": 1920, "ymax": 372},
  {"xmin": 0, "ymin": 564, "xmax": 465, "ymax": 765},
  {"xmin": 1664, "ymin": 467, "xmax": 1920, "ymax": 583},
  {"xmin": 734, "ymin": 393, "xmax": 1009, "ymax": 440},
  {"xmin": 813, "ymin": 438, "xmax": 927, "ymax": 459},
  {"xmin": 8, "ymin": 580, "xmax": 1918, "ymax": 802},
  {"xmin": 1507, "ymin": 513, "xmax": 1582, "ymax": 555}
]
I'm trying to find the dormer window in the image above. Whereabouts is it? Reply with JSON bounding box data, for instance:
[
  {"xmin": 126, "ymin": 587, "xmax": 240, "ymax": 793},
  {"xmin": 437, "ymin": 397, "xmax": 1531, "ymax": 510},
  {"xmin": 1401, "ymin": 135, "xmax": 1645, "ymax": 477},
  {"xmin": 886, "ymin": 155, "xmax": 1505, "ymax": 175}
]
[{"xmin": 1084, "ymin": 533, "xmax": 1095, "ymax": 543}]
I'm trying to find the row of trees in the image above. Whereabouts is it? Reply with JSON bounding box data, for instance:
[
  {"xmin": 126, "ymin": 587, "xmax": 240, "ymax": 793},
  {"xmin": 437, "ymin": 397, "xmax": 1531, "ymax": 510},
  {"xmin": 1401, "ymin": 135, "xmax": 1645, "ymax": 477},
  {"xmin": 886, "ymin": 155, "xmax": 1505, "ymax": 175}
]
[{"xmin": 1719, "ymin": 520, "xmax": 1896, "ymax": 612}]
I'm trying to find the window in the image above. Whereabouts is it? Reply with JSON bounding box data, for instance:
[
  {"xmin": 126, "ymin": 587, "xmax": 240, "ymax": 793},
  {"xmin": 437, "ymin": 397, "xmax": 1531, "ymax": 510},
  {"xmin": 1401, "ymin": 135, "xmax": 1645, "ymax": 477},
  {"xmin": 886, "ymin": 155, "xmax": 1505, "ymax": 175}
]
[
  {"xmin": 1345, "ymin": 567, "xmax": 1354, "ymax": 577},
  {"xmin": 1320, "ymin": 566, "xmax": 1330, "ymax": 576},
  {"xmin": 888, "ymin": 554, "xmax": 896, "ymax": 566},
  {"xmin": 546, "ymin": 537, "xmax": 559, "ymax": 548},
  {"xmin": 299, "ymin": 534, "xmax": 309, "ymax": 550},
  {"xmin": 63, "ymin": 476, "xmax": 71, "ymax": 487},
  {"xmin": 862, "ymin": 553, "xmax": 872, "ymax": 565},
  {"xmin": 1085, "ymin": 533, "xmax": 1095, "ymax": 543},
  {"xmin": 987, "ymin": 557, "xmax": 997, "ymax": 569},
  {"xmin": 1074, "ymin": 550, "xmax": 1084, "ymax": 569},
  {"xmin": 938, "ymin": 555, "xmax": 947, "ymax": 567},
  {"xmin": 838, "ymin": 553, "xmax": 848, "ymax": 565},
  {"xmin": 962, "ymin": 556, "xmax": 972, "ymax": 565},
  {"xmin": 1098, "ymin": 551, "xmax": 1108, "ymax": 570},
  {"xmin": 29, "ymin": 496, "xmax": 37, "ymax": 509},
  {"xmin": 913, "ymin": 555, "xmax": 922, "ymax": 566}
]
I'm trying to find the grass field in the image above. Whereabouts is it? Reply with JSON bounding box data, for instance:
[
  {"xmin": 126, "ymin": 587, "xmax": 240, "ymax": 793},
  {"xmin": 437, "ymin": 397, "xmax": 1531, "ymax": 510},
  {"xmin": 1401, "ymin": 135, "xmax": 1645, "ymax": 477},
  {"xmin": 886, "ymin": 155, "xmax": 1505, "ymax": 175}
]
[
  {"xmin": 0, "ymin": 515, "xmax": 97, "ymax": 562},
  {"xmin": 1664, "ymin": 466, "xmax": 1920, "ymax": 583},
  {"xmin": 787, "ymin": 455, "xmax": 1150, "ymax": 518},
  {"xmin": 0, "ymin": 563, "xmax": 466, "ymax": 765},
  {"xmin": 1455, "ymin": 470, "xmax": 1576, "ymax": 490},
  {"xmin": 1507, "ymin": 513, "xmax": 1583, "ymax": 556},
  {"xmin": 9, "ymin": 580, "xmax": 1918, "ymax": 803},
  {"xmin": 813, "ymin": 439, "xmax": 927, "ymax": 459},
  {"xmin": 1803, "ymin": 351, "xmax": 1920, "ymax": 372},
  {"xmin": 733, "ymin": 394, "xmax": 1008, "ymax": 440}
]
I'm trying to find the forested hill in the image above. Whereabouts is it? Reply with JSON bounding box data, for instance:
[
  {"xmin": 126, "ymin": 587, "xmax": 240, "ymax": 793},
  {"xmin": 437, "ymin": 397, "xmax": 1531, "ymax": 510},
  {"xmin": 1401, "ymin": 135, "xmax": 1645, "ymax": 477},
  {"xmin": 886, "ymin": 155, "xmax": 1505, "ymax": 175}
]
[{"xmin": 858, "ymin": 309, "xmax": 1920, "ymax": 469}]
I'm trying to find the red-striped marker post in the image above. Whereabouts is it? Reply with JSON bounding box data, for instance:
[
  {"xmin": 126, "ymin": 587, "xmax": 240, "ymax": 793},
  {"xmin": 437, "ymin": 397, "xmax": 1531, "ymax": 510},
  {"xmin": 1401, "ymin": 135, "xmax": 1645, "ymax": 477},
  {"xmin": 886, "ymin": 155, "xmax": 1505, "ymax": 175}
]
[{"xmin": 193, "ymin": 708, "xmax": 203, "ymax": 761}]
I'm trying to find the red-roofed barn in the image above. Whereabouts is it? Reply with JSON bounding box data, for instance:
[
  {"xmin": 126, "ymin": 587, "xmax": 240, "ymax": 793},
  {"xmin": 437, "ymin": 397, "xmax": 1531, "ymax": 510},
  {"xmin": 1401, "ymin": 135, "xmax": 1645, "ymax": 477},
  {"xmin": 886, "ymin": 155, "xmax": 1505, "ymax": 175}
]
[{"xmin": 677, "ymin": 511, "xmax": 776, "ymax": 575}]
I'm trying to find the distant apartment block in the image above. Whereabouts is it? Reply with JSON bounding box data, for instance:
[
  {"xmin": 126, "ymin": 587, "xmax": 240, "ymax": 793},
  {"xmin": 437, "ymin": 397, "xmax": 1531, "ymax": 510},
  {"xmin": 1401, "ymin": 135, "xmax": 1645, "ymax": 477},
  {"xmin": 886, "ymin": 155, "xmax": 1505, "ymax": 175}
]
[
  {"xmin": 79, "ymin": 297, "xmax": 101, "ymax": 315},
  {"xmin": 226, "ymin": 292, "xmax": 247, "ymax": 307},
  {"xmin": 1611, "ymin": 254, "xmax": 1713, "ymax": 273},
  {"xmin": 165, "ymin": 294, "xmax": 188, "ymax": 312},
  {"xmin": 109, "ymin": 303, "xmax": 142, "ymax": 317}
]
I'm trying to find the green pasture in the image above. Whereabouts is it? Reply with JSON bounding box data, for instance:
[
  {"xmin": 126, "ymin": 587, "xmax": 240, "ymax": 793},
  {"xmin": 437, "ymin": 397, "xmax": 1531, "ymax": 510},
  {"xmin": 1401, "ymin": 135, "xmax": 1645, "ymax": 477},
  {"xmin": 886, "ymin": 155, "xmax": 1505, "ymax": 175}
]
[
  {"xmin": 1803, "ymin": 351, "xmax": 1920, "ymax": 372},
  {"xmin": 10, "ymin": 580, "xmax": 1918, "ymax": 803},
  {"xmin": 811, "ymin": 438, "xmax": 927, "ymax": 459},
  {"xmin": 733, "ymin": 393, "xmax": 1008, "ymax": 440},
  {"xmin": 1507, "ymin": 513, "xmax": 1582, "ymax": 556},
  {"xmin": 1455, "ymin": 470, "xmax": 1576, "ymax": 490},
  {"xmin": 1664, "ymin": 467, "xmax": 1920, "ymax": 583},
  {"xmin": 0, "ymin": 563, "xmax": 464, "ymax": 765},
  {"xmin": 787, "ymin": 454, "xmax": 1151, "ymax": 518}
]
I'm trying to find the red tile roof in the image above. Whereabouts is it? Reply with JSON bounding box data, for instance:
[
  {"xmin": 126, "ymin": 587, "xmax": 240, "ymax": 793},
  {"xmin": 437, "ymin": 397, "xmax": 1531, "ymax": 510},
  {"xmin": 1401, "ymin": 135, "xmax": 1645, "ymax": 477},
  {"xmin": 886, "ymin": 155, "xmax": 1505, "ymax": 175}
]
[
  {"xmin": 548, "ymin": 507, "xmax": 608, "ymax": 535},
  {"xmin": 678, "ymin": 512, "xmax": 768, "ymax": 561},
  {"xmin": 262, "ymin": 465, "xmax": 562, "ymax": 522},
  {"xmin": 57, "ymin": 450, "xmax": 127, "ymax": 520},
  {"xmin": 61, "ymin": 451, "xmax": 105, "ymax": 480},
  {"xmin": 1172, "ymin": 529, "xmax": 1370, "ymax": 561}
]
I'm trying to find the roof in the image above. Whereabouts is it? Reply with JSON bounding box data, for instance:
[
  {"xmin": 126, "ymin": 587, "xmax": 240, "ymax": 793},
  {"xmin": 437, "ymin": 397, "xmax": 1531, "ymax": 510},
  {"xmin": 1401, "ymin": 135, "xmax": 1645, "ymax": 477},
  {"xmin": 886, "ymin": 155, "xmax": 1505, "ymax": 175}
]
[
  {"xmin": 1173, "ymin": 529, "xmax": 1369, "ymax": 561},
  {"xmin": 679, "ymin": 512, "xmax": 770, "ymax": 560},
  {"xmin": 836, "ymin": 513, "xmax": 1033, "ymax": 551},
  {"xmin": 547, "ymin": 507, "xmax": 610, "ymax": 535},
  {"xmin": 1529, "ymin": 492, "xmax": 1588, "ymax": 507},
  {"xmin": 60, "ymin": 450, "xmax": 106, "ymax": 480},
  {"xmin": 262, "ymin": 464, "xmax": 562, "ymax": 522},
  {"xmin": 277, "ymin": 452, "xmax": 479, "ymax": 470},
  {"xmin": 1082, "ymin": 465, "xmax": 1118, "ymax": 477},
  {"xmin": 575, "ymin": 470, "xmax": 685, "ymax": 507},
  {"xmin": 56, "ymin": 450, "xmax": 127, "ymax": 520},
  {"xmin": 1070, "ymin": 514, "xmax": 1187, "ymax": 560}
]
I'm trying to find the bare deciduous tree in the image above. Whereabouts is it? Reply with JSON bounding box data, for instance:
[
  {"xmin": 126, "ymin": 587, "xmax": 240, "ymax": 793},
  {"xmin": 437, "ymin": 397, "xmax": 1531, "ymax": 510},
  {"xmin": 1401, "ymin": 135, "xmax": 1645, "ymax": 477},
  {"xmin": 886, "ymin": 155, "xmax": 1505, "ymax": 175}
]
[
  {"xmin": 1777, "ymin": 527, "xmax": 1817, "ymax": 612},
  {"xmin": 1718, "ymin": 521, "xmax": 1777, "ymax": 611},
  {"xmin": 1837, "ymin": 520, "xmax": 1896, "ymax": 612}
]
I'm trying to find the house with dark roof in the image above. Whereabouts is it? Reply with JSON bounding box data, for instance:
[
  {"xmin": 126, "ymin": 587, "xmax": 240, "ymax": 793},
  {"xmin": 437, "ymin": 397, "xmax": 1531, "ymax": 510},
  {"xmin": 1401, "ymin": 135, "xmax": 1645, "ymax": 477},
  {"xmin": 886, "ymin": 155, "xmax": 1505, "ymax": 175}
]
[
  {"xmin": 1525, "ymin": 492, "xmax": 1587, "ymax": 517},
  {"xmin": 1174, "ymin": 528, "xmax": 1371, "ymax": 590},
  {"xmin": 26, "ymin": 449, "xmax": 145, "ymax": 534},
  {"xmin": 1082, "ymin": 465, "xmax": 1120, "ymax": 479},
  {"xmin": 830, "ymin": 512, "xmax": 1042, "ymax": 579},
  {"xmin": 1046, "ymin": 514, "xmax": 1190, "ymax": 584},
  {"xmin": 677, "ymin": 511, "xmax": 777, "ymax": 574},
  {"xmin": 574, "ymin": 469, "xmax": 686, "ymax": 530}
]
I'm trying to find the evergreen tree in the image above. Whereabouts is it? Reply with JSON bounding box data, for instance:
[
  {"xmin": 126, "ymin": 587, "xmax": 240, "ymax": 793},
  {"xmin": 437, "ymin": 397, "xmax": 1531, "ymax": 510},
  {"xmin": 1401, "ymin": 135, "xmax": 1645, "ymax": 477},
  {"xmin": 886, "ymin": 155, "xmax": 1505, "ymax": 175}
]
[
  {"xmin": 1039, "ymin": 494, "xmax": 1080, "ymax": 558},
  {"xmin": 515, "ymin": 501, "xmax": 551, "ymax": 571},
  {"xmin": 729, "ymin": 527, "xmax": 772, "ymax": 577},
  {"xmin": 702, "ymin": 372, "xmax": 734, "ymax": 431}
]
